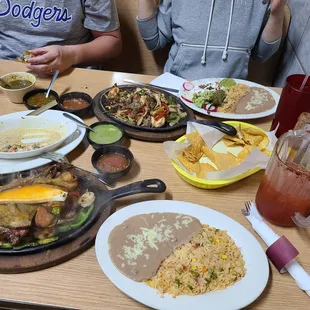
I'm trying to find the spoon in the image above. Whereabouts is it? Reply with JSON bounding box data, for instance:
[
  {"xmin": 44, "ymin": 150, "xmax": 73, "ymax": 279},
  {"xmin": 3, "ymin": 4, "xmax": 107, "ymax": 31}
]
[
  {"xmin": 46, "ymin": 70, "xmax": 59, "ymax": 98},
  {"xmin": 0, "ymin": 77, "xmax": 12, "ymax": 89},
  {"xmin": 63, "ymin": 113, "xmax": 96, "ymax": 132}
]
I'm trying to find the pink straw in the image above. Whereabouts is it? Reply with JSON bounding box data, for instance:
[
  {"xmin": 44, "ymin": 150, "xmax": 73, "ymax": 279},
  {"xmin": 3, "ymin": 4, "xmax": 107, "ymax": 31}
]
[{"xmin": 299, "ymin": 74, "xmax": 309, "ymax": 91}]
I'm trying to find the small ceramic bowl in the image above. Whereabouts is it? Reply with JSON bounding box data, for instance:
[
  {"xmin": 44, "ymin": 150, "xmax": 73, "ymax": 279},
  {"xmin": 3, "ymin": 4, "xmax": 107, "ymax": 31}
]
[
  {"xmin": 0, "ymin": 72, "xmax": 36, "ymax": 103},
  {"xmin": 91, "ymin": 146, "xmax": 134, "ymax": 180},
  {"xmin": 87, "ymin": 121, "xmax": 125, "ymax": 150},
  {"xmin": 23, "ymin": 88, "xmax": 59, "ymax": 110},
  {"xmin": 58, "ymin": 92, "xmax": 93, "ymax": 117}
]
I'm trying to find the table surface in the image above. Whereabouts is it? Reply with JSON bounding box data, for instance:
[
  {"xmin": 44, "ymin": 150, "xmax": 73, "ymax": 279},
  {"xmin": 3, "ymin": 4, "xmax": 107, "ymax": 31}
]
[{"xmin": 0, "ymin": 60, "xmax": 309, "ymax": 310}]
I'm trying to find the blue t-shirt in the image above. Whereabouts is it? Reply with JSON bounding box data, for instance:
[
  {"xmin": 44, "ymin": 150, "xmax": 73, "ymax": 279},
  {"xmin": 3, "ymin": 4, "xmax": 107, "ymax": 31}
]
[{"xmin": 0, "ymin": 0, "xmax": 120, "ymax": 60}]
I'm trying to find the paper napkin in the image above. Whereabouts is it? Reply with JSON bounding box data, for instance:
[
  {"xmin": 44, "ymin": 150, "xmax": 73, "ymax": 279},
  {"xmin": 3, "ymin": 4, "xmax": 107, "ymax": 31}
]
[
  {"xmin": 151, "ymin": 72, "xmax": 185, "ymax": 94},
  {"xmin": 244, "ymin": 201, "xmax": 310, "ymax": 296}
]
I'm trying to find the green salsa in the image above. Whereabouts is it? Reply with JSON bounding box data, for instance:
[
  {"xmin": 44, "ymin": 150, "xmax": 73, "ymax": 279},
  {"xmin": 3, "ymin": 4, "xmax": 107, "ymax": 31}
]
[
  {"xmin": 89, "ymin": 124, "xmax": 122, "ymax": 144},
  {"xmin": 3, "ymin": 79, "xmax": 32, "ymax": 89}
]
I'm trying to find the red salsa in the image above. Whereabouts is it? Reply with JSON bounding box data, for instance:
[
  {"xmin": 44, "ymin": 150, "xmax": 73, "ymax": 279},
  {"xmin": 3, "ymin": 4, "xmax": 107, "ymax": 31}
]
[
  {"xmin": 97, "ymin": 154, "xmax": 128, "ymax": 173},
  {"xmin": 62, "ymin": 98, "xmax": 89, "ymax": 110}
]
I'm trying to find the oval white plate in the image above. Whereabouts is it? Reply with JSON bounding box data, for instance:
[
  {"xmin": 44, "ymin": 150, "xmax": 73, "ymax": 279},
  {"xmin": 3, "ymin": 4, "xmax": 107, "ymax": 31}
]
[
  {"xmin": 0, "ymin": 110, "xmax": 86, "ymax": 174},
  {"xmin": 179, "ymin": 78, "xmax": 280, "ymax": 120},
  {"xmin": 96, "ymin": 200, "xmax": 269, "ymax": 310},
  {"xmin": 0, "ymin": 116, "xmax": 77, "ymax": 159}
]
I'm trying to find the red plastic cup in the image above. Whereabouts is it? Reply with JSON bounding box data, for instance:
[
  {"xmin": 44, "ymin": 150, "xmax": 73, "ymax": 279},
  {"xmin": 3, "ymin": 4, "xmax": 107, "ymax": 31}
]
[{"xmin": 271, "ymin": 74, "xmax": 310, "ymax": 137}]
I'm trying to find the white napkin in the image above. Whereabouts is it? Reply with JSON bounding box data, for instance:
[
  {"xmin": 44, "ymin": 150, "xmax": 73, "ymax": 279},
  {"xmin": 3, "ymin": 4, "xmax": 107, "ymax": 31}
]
[
  {"xmin": 151, "ymin": 72, "xmax": 185, "ymax": 94},
  {"xmin": 244, "ymin": 202, "xmax": 310, "ymax": 296}
]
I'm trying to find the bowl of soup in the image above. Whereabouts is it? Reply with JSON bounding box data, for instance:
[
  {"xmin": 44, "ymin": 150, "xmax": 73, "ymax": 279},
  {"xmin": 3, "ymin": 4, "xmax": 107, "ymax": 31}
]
[
  {"xmin": 23, "ymin": 89, "xmax": 59, "ymax": 110},
  {"xmin": 0, "ymin": 72, "xmax": 36, "ymax": 103},
  {"xmin": 91, "ymin": 145, "xmax": 134, "ymax": 180},
  {"xmin": 58, "ymin": 92, "xmax": 93, "ymax": 117},
  {"xmin": 87, "ymin": 121, "xmax": 125, "ymax": 150}
]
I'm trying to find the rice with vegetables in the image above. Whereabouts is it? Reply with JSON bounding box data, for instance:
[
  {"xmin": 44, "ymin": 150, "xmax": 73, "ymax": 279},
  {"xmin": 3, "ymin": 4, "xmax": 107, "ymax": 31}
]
[
  {"xmin": 218, "ymin": 84, "xmax": 249, "ymax": 113},
  {"xmin": 146, "ymin": 224, "xmax": 246, "ymax": 297}
]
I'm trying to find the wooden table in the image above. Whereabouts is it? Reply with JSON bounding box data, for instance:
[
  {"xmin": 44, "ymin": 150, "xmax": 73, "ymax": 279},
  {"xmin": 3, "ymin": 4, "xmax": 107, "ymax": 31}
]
[{"xmin": 0, "ymin": 60, "xmax": 309, "ymax": 310}]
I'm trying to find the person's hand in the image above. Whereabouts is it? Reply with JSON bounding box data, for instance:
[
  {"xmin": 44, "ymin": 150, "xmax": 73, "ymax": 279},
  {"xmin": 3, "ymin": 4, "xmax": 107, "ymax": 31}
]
[
  {"xmin": 269, "ymin": 0, "xmax": 286, "ymax": 16},
  {"xmin": 26, "ymin": 45, "xmax": 74, "ymax": 75}
]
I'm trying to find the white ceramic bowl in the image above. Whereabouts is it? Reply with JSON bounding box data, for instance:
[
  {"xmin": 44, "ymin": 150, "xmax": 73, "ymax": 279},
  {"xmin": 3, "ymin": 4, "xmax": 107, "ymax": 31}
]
[
  {"xmin": 0, "ymin": 72, "xmax": 36, "ymax": 103},
  {"xmin": 0, "ymin": 116, "xmax": 77, "ymax": 159}
]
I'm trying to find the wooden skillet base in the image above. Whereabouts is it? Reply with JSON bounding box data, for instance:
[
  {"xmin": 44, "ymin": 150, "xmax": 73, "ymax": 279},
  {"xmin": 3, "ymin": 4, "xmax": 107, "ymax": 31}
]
[
  {"xmin": 0, "ymin": 205, "xmax": 111, "ymax": 274},
  {"xmin": 93, "ymin": 90, "xmax": 196, "ymax": 142}
]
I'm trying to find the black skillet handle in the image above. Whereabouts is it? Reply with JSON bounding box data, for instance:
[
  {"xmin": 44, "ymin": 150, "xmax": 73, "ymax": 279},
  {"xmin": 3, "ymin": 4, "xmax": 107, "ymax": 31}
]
[
  {"xmin": 108, "ymin": 179, "xmax": 166, "ymax": 201},
  {"xmin": 191, "ymin": 119, "xmax": 237, "ymax": 136}
]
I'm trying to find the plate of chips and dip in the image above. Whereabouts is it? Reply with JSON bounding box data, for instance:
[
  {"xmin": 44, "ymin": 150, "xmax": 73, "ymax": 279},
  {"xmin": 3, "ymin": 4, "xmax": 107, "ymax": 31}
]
[{"xmin": 164, "ymin": 122, "xmax": 277, "ymax": 189}]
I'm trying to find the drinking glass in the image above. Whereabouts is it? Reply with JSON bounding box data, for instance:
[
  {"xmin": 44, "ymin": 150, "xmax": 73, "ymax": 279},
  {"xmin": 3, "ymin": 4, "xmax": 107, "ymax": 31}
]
[
  {"xmin": 271, "ymin": 74, "xmax": 310, "ymax": 138},
  {"xmin": 255, "ymin": 127, "xmax": 310, "ymax": 227}
]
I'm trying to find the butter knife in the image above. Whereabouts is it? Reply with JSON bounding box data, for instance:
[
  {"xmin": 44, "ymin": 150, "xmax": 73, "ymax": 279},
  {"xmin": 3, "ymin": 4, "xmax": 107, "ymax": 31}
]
[{"xmin": 25, "ymin": 100, "xmax": 59, "ymax": 116}]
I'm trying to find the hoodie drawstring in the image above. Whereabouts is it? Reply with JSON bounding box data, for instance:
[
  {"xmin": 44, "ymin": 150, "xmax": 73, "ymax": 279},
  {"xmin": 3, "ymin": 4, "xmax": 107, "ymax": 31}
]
[
  {"xmin": 201, "ymin": 0, "xmax": 235, "ymax": 65},
  {"xmin": 201, "ymin": 0, "xmax": 215, "ymax": 64},
  {"xmin": 222, "ymin": 0, "xmax": 235, "ymax": 60}
]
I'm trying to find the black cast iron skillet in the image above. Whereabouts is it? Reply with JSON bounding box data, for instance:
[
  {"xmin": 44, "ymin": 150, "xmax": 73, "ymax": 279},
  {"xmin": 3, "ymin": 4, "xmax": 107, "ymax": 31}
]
[
  {"xmin": 0, "ymin": 164, "xmax": 166, "ymax": 255},
  {"xmin": 100, "ymin": 85, "xmax": 237, "ymax": 136}
]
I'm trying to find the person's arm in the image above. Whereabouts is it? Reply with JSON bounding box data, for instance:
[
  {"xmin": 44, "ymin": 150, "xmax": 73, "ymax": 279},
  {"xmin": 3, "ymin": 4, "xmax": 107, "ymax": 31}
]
[
  {"xmin": 27, "ymin": 30, "xmax": 122, "ymax": 75},
  {"xmin": 137, "ymin": 0, "xmax": 173, "ymax": 51},
  {"xmin": 262, "ymin": 0, "xmax": 285, "ymax": 43},
  {"xmin": 73, "ymin": 29, "xmax": 122, "ymax": 65},
  {"xmin": 138, "ymin": 0, "xmax": 157, "ymax": 20},
  {"xmin": 252, "ymin": 0, "xmax": 285, "ymax": 62}
]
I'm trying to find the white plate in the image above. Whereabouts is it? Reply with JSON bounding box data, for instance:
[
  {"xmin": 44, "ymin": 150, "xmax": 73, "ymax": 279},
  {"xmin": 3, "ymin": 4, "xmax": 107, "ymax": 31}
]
[
  {"xmin": 0, "ymin": 116, "xmax": 77, "ymax": 159},
  {"xmin": 179, "ymin": 78, "xmax": 280, "ymax": 120},
  {"xmin": 96, "ymin": 200, "xmax": 269, "ymax": 310},
  {"xmin": 0, "ymin": 110, "xmax": 86, "ymax": 174}
]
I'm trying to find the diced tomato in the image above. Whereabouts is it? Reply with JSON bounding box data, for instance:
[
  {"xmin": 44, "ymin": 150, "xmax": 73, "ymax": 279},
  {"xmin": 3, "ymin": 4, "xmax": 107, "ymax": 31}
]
[{"xmin": 182, "ymin": 265, "xmax": 188, "ymax": 271}]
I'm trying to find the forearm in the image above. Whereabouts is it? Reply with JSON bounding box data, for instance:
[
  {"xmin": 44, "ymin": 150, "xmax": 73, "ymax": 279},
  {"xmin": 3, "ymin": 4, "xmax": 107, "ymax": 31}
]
[
  {"xmin": 262, "ymin": 8, "xmax": 284, "ymax": 43},
  {"xmin": 138, "ymin": 0, "xmax": 157, "ymax": 20},
  {"xmin": 67, "ymin": 34, "xmax": 122, "ymax": 66}
]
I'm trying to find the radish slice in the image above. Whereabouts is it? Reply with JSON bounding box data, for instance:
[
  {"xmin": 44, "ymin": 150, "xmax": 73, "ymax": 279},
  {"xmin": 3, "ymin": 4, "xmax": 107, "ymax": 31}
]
[
  {"xmin": 203, "ymin": 105, "xmax": 217, "ymax": 112},
  {"xmin": 181, "ymin": 95, "xmax": 193, "ymax": 103},
  {"xmin": 183, "ymin": 81, "xmax": 194, "ymax": 91}
]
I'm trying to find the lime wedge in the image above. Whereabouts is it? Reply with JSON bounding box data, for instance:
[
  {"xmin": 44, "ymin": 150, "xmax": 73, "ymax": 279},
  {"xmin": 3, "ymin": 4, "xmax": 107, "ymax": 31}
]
[{"xmin": 219, "ymin": 78, "xmax": 237, "ymax": 89}]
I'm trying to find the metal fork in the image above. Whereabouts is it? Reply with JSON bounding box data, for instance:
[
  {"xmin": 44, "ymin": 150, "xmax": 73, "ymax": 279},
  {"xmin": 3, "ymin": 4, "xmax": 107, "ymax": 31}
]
[
  {"xmin": 241, "ymin": 200, "xmax": 251, "ymax": 217},
  {"xmin": 123, "ymin": 79, "xmax": 179, "ymax": 93},
  {"xmin": 40, "ymin": 152, "xmax": 116, "ymax": 188},
  {"xmin": 242, "ymin": 200, "xmax": 263, "ymax": 220}
]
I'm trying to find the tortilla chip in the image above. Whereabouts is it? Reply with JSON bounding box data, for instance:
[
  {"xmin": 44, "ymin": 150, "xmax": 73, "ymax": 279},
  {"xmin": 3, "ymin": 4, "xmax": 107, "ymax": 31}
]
[
  {"xmin": 16, "ymin": 50, "xmax": 34, "ymax": 63},
  {"xmin": 222, "ymin": 136, "xmax": 245, "ymax": 147},
  {"xmin": 177, "ymin": 154, "xmax": 201, "ymax": 174},
  {"xmin": 183, "ymin": 145, "xmax": 203, "ymax": 163},
  {"xmin": 186, "ymin": 131, "xmax": 204, "ymax": 147},
  {"xmin": 214, "ymin": 152, "xmax": 239, "ymax": 170},
  {"xmin": 202, "ymin": 143, "xmax": 239, "ymax": 170},
  {"xmin": 196, "ymin": 163, "xmax": 217, "ymax": 179},
  {"xmin": 186, "ymin": 131, "xmax": 205, "ymax": 159},
  {"xmin": 261, "ymin": 149, "xmax": 272, "ymax": 157},
  {"xmin": 237, "ymin": 144, "xmax": 254, "ymax": 163},
  {"xmin": 242, "ymin": 127, "xmax": 264, "ymax": 136},
  {"xmin": 241, "ymin": 127, "xmax": 267, "ymax": 148},
  {"xmin": 201, "ymin": 145, "xmax": 218, "ymax": 163},
  {"xmin": 257, "ymin": 136, "xmax": 269, "ymax": 150}
]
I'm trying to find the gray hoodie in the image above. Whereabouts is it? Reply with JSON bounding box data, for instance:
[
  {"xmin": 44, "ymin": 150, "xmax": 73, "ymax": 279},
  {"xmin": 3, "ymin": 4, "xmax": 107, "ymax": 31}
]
[{"xmin": 137, "ymin": 0, "xmax": 281, "ymax": 80}]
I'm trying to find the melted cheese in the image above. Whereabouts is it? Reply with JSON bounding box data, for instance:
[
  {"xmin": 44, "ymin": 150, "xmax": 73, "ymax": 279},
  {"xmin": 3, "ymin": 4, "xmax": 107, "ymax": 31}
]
[{"xmin": 0, "ymin": 184, "xmax": 68, "ymax": 204}]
